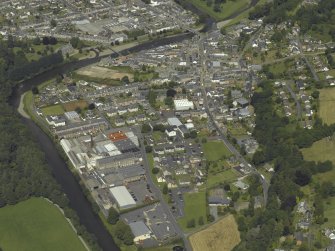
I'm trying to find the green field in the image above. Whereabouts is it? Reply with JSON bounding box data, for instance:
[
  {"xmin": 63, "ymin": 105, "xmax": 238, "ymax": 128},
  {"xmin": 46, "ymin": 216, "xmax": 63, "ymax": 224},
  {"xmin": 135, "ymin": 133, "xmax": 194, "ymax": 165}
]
[
  {"xmin": 187, "ymin": 0, "xmax": 249, "ymax": 21},
  {"xmin": 207, "ymin": 168, "xmax": 238, "ymax": 188},
  {"xmin": 41, "ymin": 104, "xmax": 65, "ymax": 115},
  {"xmin": 319, "ymin": 88, "xmax": 335, "ymax": 125},
  {"xmin": 177, "ymin": 190, "xmax": 207, "ymax": 232},
  {"xmin": 203, "ymin": 141, "xmax": 232, "ymax": 161},
  {"xmin": 0, "ymin": 198, "xmax": 86, "ymax": 251}
]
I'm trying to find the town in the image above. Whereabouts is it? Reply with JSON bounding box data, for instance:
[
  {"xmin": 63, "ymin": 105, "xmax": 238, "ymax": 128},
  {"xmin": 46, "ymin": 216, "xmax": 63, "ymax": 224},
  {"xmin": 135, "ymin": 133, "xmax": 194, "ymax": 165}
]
[{"xmin": 1, "ymin": 0, "xmax": 335, "ymax": 251}]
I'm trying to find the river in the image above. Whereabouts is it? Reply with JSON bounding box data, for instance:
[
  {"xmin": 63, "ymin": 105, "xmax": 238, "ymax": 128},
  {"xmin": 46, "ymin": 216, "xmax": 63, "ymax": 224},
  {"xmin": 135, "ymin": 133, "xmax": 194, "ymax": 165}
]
[{"xmin": 8, "ymin": 31, "xmax": 201, "ymax": 251}]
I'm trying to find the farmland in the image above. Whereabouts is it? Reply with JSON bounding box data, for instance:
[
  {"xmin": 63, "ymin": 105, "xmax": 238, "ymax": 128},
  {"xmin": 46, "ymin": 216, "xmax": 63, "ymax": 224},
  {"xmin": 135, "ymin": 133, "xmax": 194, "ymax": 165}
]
[
  {"xmin": 0, "ymin": 198, "xmax": 86, "ymax": 251},
  {"xmin": 189, "ymin": 214, "xmax": 240, "ymax": 251},
  {"xmin": 319, "ymin": 88, "xmax": 335, "ymax": 125}
]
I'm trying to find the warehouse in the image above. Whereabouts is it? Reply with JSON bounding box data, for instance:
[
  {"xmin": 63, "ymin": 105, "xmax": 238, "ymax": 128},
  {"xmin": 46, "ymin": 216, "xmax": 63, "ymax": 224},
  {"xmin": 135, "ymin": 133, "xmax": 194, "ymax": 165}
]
[
  {"xmin": 174, "ymin": 99, "xmax": 194, "ymax": 111},
  {"xmin": 129, "ymin": 221, "xmax": 152, "ymax": 243},
  {"xmin": 110, "ymin": 186, "xmax": 136, "ymax": 209}
]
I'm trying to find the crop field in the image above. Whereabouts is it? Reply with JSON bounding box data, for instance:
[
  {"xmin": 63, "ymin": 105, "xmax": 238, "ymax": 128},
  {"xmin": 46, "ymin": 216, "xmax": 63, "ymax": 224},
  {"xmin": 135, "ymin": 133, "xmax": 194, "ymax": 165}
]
[
  {"xmin": 0, "ymin": 198, "xmax": 86, "ymax": 251},
  {"xmin": 319, "ymin": 88, "xmax": 335, "ymax": 125},
  {"xmin": 189, "ymin": 214, "xmax": 240, "ymax": 251},
  {"xmin": 76, "ymin": 65, "xmax": 134, "ymax": 81},
  {"xmin": 63, "ymin": 100, "xmax": 88, "ymax": 112},
  {"xmin": 203, "ymin": 141, "xmax": 232, "ymax": 161}
]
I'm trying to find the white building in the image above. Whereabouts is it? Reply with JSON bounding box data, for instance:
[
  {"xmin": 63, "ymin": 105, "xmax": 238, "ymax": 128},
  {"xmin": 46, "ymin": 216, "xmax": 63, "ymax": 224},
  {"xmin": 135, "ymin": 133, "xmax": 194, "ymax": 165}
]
[
  {"xmin": 129, "ymin": 221, "xmax": 152, "ymax": 243},
  {"xmin": 109, "ymin": 186, "xmax": 136, "ymax": 210},
  {"xmin": 174, "ymin": 99, "xmax": 194, "ymax": 111}
]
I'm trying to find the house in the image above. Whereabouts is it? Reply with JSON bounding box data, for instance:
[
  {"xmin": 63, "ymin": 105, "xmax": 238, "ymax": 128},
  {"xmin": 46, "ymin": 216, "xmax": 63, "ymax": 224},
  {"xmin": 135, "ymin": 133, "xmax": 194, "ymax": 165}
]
[
  {"xmin": 129, "ymin": 221, "xmax": 152, "ymax": 244},
  {"xmin": 115, "ymin": 119, "xmax": 125, "ymax": 127},
  {"xmin": 164, "ymin": 145, "xmax": 175, "ymax": 153},
  {"xmin": 297, "ymin": 201, "xmax": 308, "ymax": 214},
  {"xmin": 154, "ymin": 147, "xmax": 165, "ymax": 155},
  {"xmin": 126, "ymin": 117, "xmax": 136, "ymax": 125},
  {"xmin": 177, "ymin": 125, "xmax": 189, "ymax": 138},
  {"xmin": 118, "ymin": 107, "xmax": 128, "ymax": 115},
  {"xmin": 165, "ymin": 128, "xmax": 176, "ymax": 138},
  {"xmin": 233, "ymin": 180, "xmax": 249, "ymax": 190}
]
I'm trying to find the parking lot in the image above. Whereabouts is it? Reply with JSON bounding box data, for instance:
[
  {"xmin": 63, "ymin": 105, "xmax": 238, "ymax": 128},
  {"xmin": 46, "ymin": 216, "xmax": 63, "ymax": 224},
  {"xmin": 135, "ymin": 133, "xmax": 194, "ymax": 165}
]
[{"xmin": 126, "ymin": 179, "xmax": 155, "ymax": 204}]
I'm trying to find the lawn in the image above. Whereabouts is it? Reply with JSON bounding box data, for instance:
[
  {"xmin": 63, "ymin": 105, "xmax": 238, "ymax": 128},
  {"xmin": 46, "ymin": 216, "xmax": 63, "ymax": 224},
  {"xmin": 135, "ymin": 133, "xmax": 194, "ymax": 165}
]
[
  {"xmin": 177, "ymin": 190, "xmax": 207, "ymax": 232},
  {"xmin": 301, "ymin": 137, "xmax": 335, "ymax": 183},
  {"xmin": 0, "ymin": 197, "xmax": 86, "ymax": 251},
  {"xmin": 203, "ymin": 141, "xmax": 232, "ymax": 161},
  {"xmin": 319, "ymin": 88, "xmax": 335, "ymax": 125},
  {"xmin": 63, "ymin": 100, "xmax": 88, "ymax": 112},
  {"xmin": 323, "ymin": 196, "xmax": 335, "ymax": 228},
  {"xmin": 189, "ymin": 214, "xmax": 240, "ymax": 251},
  {"xmin": 186, "ymin": 0, "xmax": 250, "ymax": 21},
  {"xmin": 41, "ymin": 104, "xmax": 65, "ymax": 115},
  {"xmin": 207, "ymin": 169, "xmax": 238, "ymax": 188}
]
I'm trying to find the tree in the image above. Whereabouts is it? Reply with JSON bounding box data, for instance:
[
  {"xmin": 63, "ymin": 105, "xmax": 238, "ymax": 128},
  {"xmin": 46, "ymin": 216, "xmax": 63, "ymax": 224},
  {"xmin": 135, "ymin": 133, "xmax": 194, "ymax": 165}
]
[
  {"xmin": 190, "ymin": 130, "xmax": 197, "ymax": 139},
  {"xmin": 162, "ymin": 183, "xmax": 168, "ymax": 194},
  {"xmin": 107, "ymin": 207, "xmax": 119, "ymax": 225},
  {"xmin": 187, "ymin": 218, "xmax": 196, "ymax": 228},
  {"xmin": 33, "ymin": 37, "xmax": 41, "ymax": 45},
  {"xmin": 141, "ymin": 123, "xmax": 152, "ymax": 133},
  {"xmin": 166, "ymin": 89, "xmax": 177, "ymax": 97},
  {"xmin": 198, "ymin": 216, "xmax": 204, "ymax": 225},
  {"xmin": 115, "ymin": 220, "xmax": 134, "ymax": 245},
  {"xmin": 32, "ymin": 86, "xmax": 39, "ymax": 94},
  {"xmin": 88, "ymin": 103, "xmax": 95, "ymax": 110},
  {"xmin": 70, "ymin": 37, "xmax": 83, "ymax": 49},
  {"xmin": 145, "ymin": 145, "xmax": 153, "ymax": 153},
  {"xmin": 164, "ymin": 97, "xmax": 174, "ymax": 108},
  {"xmin": 42, "ymin": 36, "xmax": 50, "ymax": 45},
  {"xmin": 152, "ymin": 167, "xmax": 159, "ymax": 174},
  {"xmin": 121, "ymin": 76, "xmax": 129, "ymax": 84},
  {"xmin": 50, "ymin": 19, "xmax": 57, "ymax": 28}
]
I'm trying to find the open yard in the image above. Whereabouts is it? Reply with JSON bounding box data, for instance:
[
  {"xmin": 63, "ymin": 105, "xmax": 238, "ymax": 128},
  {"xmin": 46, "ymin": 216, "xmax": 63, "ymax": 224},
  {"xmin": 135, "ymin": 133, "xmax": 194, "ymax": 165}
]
[
  {"xmin": 177, "ymin": 190, "xmax": 207, "ymax": 232},
  {"xmin": 41, "ymin": 104, "xmax": 65, "ymax": 115},
  {"xmin": 319, "ymin": 88, "xmax": 335, "ymax": 125},
  {"xmin": 186, "ymin": 0, "xmax": 250, "ymax": 21},
  {"xmin": 189, "ymin": 214, "xmax": 240, "ymax": 251},
  {"xmin": 0, "ymin": 197, "xmax": 86, "ymax": 251},
  {"xmin": 203, "ymin": 141, "xmax": 232, "ymax": 161},
  {"xmin": 63, "ymin": 100, "xmax": 88, "ymax": 112},
  {"xmin": 76, "ymin": 65, "xmax": 134, "ymax": 81},
  {"xmin": 207, "ymin": 168, "xmax": 239, "ymax": 188}
]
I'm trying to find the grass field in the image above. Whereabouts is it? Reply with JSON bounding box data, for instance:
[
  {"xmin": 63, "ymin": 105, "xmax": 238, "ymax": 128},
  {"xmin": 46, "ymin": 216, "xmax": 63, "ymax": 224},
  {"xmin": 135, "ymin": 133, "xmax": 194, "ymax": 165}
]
[
  {"xmin": 41, "ymin": 104, "xmax": 65, "ymax": 115},
  {"xmin": 187, "ymin": 0, "xmax": 250, "ymax": 21},
  {"xmin": 207, "ymin": 169, "xmax": 238, "ymax": 188},
  {"xmin": 177, "ymin": 190, "xmax": 207, "ymax": 232},
  {"xmin": 63, "ymin": 100, "xmax": 88, "ymax": 112},
  {"xmin": 319, "ymin": 88, "xmax": 335, "ymax": 125},
  {"xmin": 189, "ymin": 214, "xmax": 240, "ymax": 251},
  {"xmin": 203, "ymin": 141, "xmax": 232, "ymax": 161},
  {"xmin": 0, "ymin": 198, "xmax": 86, "ymax": 251},
  {"xmin": 76, "ymin": 65, "xmax": 134, "ymax": 81}
]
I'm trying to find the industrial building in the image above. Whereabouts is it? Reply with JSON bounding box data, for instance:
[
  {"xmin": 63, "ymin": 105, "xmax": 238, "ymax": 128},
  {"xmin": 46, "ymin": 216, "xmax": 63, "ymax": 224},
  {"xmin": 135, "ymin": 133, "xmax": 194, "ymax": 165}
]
[
  {"xmin": 173, "ymin": 99, "xmax": 194, "ymax": 111},
  {"xmin": 109, "ymin": 186, "xmax": 136, "ymax": 210},
  {"xmin": 129, "ymin": 221, "xmax": 152, "ymax": 243}
]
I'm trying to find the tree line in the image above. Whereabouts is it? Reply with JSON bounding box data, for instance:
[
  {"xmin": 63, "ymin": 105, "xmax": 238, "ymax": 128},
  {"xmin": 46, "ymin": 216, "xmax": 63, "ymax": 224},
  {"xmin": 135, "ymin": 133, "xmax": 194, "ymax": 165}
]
[{"xmin": 0, "ymin": 37, "xmax": 100, "ymax": 250}]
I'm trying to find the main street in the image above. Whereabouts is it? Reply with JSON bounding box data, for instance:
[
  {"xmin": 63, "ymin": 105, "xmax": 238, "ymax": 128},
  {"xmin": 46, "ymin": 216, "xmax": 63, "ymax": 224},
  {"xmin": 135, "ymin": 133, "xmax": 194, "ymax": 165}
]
[{"xmin": 197, "ymin": 32, "xmax": 269, "ymax": 205}]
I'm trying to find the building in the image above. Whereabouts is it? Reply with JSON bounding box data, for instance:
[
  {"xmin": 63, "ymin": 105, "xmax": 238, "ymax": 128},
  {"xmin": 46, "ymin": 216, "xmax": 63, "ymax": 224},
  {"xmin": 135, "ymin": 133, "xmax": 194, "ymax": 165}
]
[
  {"xmin": 96, "ymin": 152, "xmax": 141, "ymax": 169},
  {"xmin": 129, "ymin": 221, "xmax": 152, "ymax": 243},
  {"xmin": 174, "ymin": 99, "xmax": 194, "ymax": 111},
  {"xmin": 109, "ymin": 186, "xmax": 136, "ymax": 210}
]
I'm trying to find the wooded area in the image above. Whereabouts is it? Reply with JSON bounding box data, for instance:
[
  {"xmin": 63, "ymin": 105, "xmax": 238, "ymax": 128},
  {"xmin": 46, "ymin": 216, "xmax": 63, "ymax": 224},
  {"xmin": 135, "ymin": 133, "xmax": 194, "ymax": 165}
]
[{"xmin": 0, "ymin": 37, "xmax": 100, "ymax": 250}]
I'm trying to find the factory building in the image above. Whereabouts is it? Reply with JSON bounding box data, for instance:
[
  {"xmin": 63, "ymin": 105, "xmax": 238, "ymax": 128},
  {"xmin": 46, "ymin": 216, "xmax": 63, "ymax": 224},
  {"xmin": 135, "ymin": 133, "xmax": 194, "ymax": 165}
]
[
  {"xmin": 109, "ymin": 186, "xmax": 136, "ymax": 210},
  {"xmin": 173, "ymin": 99, "xmax": 194, "ymax": 111}
]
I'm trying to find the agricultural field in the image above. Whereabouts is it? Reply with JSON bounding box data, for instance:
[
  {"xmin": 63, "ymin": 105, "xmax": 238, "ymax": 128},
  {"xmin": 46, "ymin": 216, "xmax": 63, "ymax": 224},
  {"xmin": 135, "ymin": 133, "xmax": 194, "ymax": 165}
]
[
  {"xmin": 189, "ymin": 214, "xmax": 240, "ymax": 251},
  {"xmin": 186, "ymin": 0, "xmax": 250, "ymax": 21},
  {"xmin": 203, "ymin": 141, "xmax": 232, "ymax": 161},
  {"xmin": 0, "ymin": 198, "xmax": 86, "ymax": 251},
  {"xmin": 63, "ymin": 100, "xmax": 88, "ymax": 112},
  {"xmin": 177, "ymin": 190, "xmax": 207, "ymax": 232},
  {"xmin": 76, "ymin": 65, "xmax": 134, "ymax": 81},
  {"xmin": 41, "ymin": 104, "xmax": 65, "ymax": 115},
  {"xmin": 319, "ymin": 88, "xmax": 335, "ymax": 125}
]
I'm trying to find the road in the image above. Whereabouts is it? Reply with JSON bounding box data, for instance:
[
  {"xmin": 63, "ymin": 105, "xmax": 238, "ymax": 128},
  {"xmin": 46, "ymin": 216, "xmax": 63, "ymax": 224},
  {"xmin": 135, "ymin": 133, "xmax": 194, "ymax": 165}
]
[
  {"xmin": 284, "ymin": 81, "xmax": 302, "ymax": 119},
  {"xmin": 197, "ymin": 33, "xmax": 269, "ymax": 205},
  {"xmin": 134, "ymin": 127, "xmax": 192, "ymax": 251}
]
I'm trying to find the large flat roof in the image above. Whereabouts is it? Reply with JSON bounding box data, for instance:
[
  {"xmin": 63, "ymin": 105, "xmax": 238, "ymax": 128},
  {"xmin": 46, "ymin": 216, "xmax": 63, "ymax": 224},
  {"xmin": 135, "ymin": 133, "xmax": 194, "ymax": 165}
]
[{"xmin": 110, "ymin": 186, "xmax": 136, "ymax": 208}]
